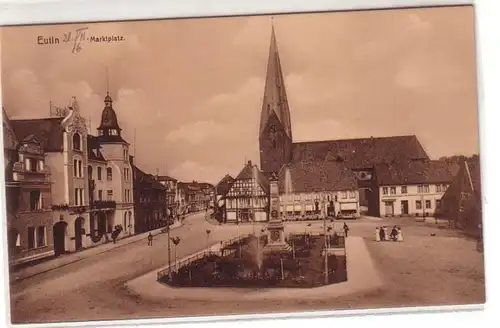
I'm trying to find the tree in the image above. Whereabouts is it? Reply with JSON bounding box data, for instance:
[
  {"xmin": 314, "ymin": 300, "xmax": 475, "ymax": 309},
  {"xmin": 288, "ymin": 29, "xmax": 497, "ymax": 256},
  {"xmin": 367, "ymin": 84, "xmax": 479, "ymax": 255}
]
[{"xmin": 170, "ymin": 236, "xmax": 181, "ymax": 271}]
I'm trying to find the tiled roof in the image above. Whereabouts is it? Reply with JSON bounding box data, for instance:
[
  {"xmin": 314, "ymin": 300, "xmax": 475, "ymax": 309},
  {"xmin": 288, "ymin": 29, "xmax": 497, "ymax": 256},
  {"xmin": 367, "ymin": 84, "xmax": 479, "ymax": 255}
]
[
  {"xmin": 374, "ymin": 160, "xmax": 460, "ymax": 186},
  {"xmin": 10, "ymin": 117, "xmax": 65, "ymax": 152},
  {"xmin": 87, "ymin": 135, "xmax": 107, "ymax": 162},
  {"xmin": 132, "ymin": 164, "xmax": 166, "ymax": 190},
  {"xmin": 96, "ymin": 134, "xmax": 129, "ymax": 144},
  {"xmin": 157, "ymin": 175, "xmax": 178, "ymax": 182},
  {"xmin": 215, "ymin": 174, "xmax": 234, "ymax": 195},
  {"xmin": 278, "ymin": 160, "xmax": 358, "ymax": 193},
  {"xmin": 291, "ymin": 135, "xmax": 428, "ymax": 169},
  {"xmin": 232, "ymin": 161, "xmax": 270, "ymax": 194}
]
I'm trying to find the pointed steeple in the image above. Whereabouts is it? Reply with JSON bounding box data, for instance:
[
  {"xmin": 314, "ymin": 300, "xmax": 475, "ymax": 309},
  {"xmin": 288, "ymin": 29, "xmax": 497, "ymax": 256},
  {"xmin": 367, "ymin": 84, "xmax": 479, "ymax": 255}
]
[{"xmin": 259, "ymin": 23, "xmax": 292, "ymax": 140}]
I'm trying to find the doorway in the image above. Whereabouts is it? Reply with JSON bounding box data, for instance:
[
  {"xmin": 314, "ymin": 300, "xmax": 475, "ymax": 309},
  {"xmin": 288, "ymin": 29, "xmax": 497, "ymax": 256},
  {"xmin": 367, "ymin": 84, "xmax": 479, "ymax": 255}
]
[
  {"xmin": 53, "ymin": 221, "xmax": 68, "ymax": 256},
  {"xmin": 384, "ymin": 201, "xmax": 394, "ymax": 216},
  {"xmin": 401, "ymin": 200, "xmax": 409, "ymax": 215},
  {"xmin": 74, "ymin": 217, "xmax": 84, "ymax": 251}
]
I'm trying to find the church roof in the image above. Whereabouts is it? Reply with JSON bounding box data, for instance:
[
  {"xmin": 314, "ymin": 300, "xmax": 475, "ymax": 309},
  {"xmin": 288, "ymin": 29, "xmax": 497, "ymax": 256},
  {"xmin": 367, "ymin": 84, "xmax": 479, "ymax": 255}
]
[
  {"xmin": 374, "ymin": 160, "xmax": 460, "ymax": 186},
  {"xmin": 278, "ymin": 161, "xmax": 358, "ymax": 194},
  {"xmin": 259, "ymin": 25, "xmax": 292, "ymax": 140},
  {"xmin": 10, "ymin": 117, "xmax": 65, "ymax": 152},
  {"xmin": 291, "ymin": 135, "xmax": 429, "ymax": 170}
]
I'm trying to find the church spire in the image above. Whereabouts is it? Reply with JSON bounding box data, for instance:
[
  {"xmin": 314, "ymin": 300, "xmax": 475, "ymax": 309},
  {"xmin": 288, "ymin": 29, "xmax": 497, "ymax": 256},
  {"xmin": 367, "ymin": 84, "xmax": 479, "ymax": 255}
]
[{"xmin": 259, "ymin": 23, "xmax": 292, "ymax": 140}]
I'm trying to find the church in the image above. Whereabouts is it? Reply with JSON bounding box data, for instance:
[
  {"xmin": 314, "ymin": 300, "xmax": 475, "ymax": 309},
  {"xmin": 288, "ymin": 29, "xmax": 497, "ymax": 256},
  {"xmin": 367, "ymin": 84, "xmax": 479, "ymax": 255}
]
[{"xmin": 258, "ymin": 26, "xmax": 430, "ymax": 216}]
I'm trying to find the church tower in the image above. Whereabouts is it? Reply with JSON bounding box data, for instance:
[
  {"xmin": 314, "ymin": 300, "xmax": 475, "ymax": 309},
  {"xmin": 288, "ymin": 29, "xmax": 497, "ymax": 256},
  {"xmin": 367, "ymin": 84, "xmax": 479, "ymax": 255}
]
[{"xmin": 259, "ymin": 25, "xmax": 293, "ymax": 174}]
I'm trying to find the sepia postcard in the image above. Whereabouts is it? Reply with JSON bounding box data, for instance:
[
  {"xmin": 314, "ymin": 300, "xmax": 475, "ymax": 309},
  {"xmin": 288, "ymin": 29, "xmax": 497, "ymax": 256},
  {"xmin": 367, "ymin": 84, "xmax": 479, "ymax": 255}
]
[{"xmin": 0, "ymin": 3, "xmax": 485, "ymax": 327}]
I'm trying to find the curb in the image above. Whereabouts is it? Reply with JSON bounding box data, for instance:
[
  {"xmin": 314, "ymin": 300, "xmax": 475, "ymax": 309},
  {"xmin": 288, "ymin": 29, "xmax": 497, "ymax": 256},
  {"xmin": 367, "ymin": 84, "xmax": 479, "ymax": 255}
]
[{"xmin": 11, "ymin": 219, "xmax": 188, "ymax": 284}]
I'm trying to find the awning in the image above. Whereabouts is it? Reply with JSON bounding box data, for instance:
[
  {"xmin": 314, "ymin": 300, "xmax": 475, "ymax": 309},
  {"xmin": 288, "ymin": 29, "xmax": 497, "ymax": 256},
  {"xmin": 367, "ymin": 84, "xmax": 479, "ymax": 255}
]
[
  {"xmin": 286, "ymin": 205, "xmax": 294, "ymax": 211},
  {"xmin": 305, "ymin": 204, "xmax": 314, "ymax": 211},
  {"xmin": 339, "ymin": 202, "xmax": 358, "ymax": 210},
  {"xmin": 293, "ymin": 205, "xmax": 302, "ymax": 211}
]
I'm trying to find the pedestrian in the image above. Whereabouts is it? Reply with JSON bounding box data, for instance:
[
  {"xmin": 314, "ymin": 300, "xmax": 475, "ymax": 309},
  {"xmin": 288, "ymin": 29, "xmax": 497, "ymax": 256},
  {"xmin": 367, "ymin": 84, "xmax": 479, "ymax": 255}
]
[
  {"xmin": 148, "ymin": 232, "xmax": 153, "ymax": 246},
  {"xmin": 390, "ymin": 226, "xmax": 398, "ymax": 241},
  {"xmin": 396, "ymin": 227, "xmax": 404, "ymax": 242},
  {"xmin": 343, "ymin": 222, "xmax": 349, "ymax": 238},
  {"xmin": 379, "ymin": 226, "xmax": 386, "ymax": 241},
  {"xmin": 375, "ymin": 227, "xmax": 380, "ymax": 242}
]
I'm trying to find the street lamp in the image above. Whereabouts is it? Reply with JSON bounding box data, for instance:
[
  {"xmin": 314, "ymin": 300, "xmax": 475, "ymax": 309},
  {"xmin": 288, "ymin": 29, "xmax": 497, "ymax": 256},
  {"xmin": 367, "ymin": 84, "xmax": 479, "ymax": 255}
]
[
  {"xmin": 206, "ymin": 229, "xmax": 211, "ymax": 251},
  {"xmin": 170, "ymin": 236, "xmax": 181, "ymax": 272}
]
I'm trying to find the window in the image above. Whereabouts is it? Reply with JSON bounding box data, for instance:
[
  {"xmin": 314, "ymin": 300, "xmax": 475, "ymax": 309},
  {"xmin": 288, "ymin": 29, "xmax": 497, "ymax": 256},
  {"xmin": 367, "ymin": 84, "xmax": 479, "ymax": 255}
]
[
  {"xmin": 74, "ymin": 188, "xmax": 83, "ymax": 205},
  {"xmin": 390, "ymin": 187, "xmax": 396, "ymax": 195},
  {"xmin": 436, "ymin": 184, "xmax": 442, "ymax": 192},
  {"xmin": 124, "ymin": 149, "xmax": 129, "ymax": 161},
  {"xmin": 37, "ymin": 226, "xmax": 46, "ymax": 247},
  {"xmin": 73, "ymin": 133, "xmax": 81, "ymax": 151},
  {"xmin": 424, "ymin": 185, "xmax": 430, "ymax": 193},
  {"xmin": 341, "ymin": 191, "xmax": 347, "ymax": 199},
  {"xmin": 97, "ymin": 167, "xmax": 102, "ymax": 180},
  {"xmin": 107, "ymin": 190, "xmax": 113, "ymax": 201},
  {"xmin": 425, "ymin": 200, "xmax": 432, "ymax": 209},
  {"xmin": 348, "ymin": 191, "xmax": 356, "ymax": 198},
  {"xmin": 436, "ymin": 199, "xmax": 442, "ymax": 209},
  {"xmin": 39, "ymin": 160, "xmax": 44, "ymax": 171},
  {"xmin": 382, "ymin": 187, "xmax": 388, "ymax": 195},
  {"xmin": 416, "ymin": 200, "xmax": 422, "ymax": 210},
  {"xmin": 73, "ymin": 159, "xmax": 83, "ymax": 177},
  {"xmin": 98, "ymin": 190, "xmax": 103, "ymax": 200},
  {"xmin": 417, "ymin": 185, "xmax": 423, "ymax": 193},
  {"xmin": 401, "ymin": 186, "xmax": 407, "ymax": 194},
  {"xmin": 28, "ymin": 227, "xmax": 35, "ymax": 249},
  {"xmin": 29, "ymin": 190, "xmax": 41, "ymax": 211},
  {"xmin": 107, "ymin": 167, "xmax": 112, "ymax": 181},
  {"xmin": 88, "ymin": 166, "xmax": 93, "ymax": 179},
  {"xmin": 442, "ymin": 184, "xmax": 448, "ymax": 191},
  {"xmin": 28, "ymin": 158, "xmax": 37, "ymax": 172}
]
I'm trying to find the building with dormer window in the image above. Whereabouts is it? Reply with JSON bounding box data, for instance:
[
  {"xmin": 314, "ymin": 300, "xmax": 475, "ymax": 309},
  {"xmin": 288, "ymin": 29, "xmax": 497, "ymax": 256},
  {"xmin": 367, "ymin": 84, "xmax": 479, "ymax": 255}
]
[
  {"xmin": 3, "ymin": 108, "xmax": 54, "ymax": 265},
  {"xmin": 3, "ymin": 93, "xmax": 136, "ymax": 260}
]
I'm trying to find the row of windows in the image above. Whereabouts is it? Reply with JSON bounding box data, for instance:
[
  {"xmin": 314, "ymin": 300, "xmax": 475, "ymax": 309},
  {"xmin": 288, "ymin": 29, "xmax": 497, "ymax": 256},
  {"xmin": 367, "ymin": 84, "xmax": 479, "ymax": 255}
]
[
  {"xmin": 382, "ymin": 184, "xmax": 448, "ymax": 195},
  {"xmin": 279, "ymin": 191, "xmax": 356, "ymax": 202},
  {"xmin": 87, "ymin": 165, "xmax": 113, "ymax": 181},
  {"xmin": 415, "ymin": 199, "xmax": 441, "ymax": 209},
  {"xmin": 226, "ymin": 197, "xmax": 267, "ymax": 209}
]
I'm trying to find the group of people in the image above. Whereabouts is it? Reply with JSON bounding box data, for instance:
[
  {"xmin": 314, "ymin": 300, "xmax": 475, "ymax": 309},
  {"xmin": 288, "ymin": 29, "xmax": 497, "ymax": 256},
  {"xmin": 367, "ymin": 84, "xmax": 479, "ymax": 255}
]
[{"xmin": 375, "ymin": 226, "xmax": 403, "ymax": 242}]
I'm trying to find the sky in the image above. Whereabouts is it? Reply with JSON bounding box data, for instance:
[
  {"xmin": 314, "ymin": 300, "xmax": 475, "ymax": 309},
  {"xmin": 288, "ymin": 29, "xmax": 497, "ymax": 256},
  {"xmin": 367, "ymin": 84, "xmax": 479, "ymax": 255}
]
[{"xmin": 0, "ymin": 5, "xmax": 479, "ymax": 184}]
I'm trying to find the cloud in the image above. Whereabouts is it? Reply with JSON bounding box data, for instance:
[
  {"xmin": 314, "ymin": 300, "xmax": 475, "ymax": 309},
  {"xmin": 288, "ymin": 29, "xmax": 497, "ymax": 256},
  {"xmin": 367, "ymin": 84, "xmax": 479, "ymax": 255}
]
[
  {"xmin": 165, "ymin": 120, "xmax": 225, "ymax": 145},
  {"xmin": 169, "ymin": 160, "xmax": 229, "ymax": 184}
]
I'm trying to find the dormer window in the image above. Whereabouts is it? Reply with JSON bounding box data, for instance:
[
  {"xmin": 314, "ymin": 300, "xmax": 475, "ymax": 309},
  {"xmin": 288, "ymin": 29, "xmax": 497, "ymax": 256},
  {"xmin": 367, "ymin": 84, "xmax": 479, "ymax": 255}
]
[{"xmin": 73, "ymin": 133, "xmax": 82, "ymax": 151}]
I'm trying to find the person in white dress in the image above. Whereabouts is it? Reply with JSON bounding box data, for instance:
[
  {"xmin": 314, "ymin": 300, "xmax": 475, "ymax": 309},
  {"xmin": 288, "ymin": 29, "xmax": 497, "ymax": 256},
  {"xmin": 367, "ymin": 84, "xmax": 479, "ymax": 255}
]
[
  {"xmin": 375, "ymin": 227, "xmax": 381, "ymax": 242},
  {"xmin": 396, "ymin": 227, "xmax": 404, "ymax": 242},
  {"xmin": 383, "ymin": 226, "xmax": 389, "ymax": 241}
]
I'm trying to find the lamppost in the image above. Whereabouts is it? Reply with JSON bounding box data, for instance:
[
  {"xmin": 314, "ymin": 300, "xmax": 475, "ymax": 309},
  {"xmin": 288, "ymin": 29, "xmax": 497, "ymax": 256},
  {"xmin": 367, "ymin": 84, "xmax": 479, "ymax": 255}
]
[
  {"xmin": 170, "ymin": 236, "xmax": 181, "ymax": 272},
  {"xmin": 206, "ymin": 229, "xmax": 211, "ymax": 251}
]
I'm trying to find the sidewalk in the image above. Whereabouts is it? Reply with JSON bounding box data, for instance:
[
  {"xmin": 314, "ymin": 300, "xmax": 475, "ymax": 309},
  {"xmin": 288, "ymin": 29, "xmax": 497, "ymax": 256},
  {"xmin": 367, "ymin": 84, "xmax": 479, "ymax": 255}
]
[
  {"xmin": 11, "ymin": 220, "xmax": 185, "ymax": 283},
  {"xmin": 125, "ymin": 236, "xmax": 384, "ymax": 301}
]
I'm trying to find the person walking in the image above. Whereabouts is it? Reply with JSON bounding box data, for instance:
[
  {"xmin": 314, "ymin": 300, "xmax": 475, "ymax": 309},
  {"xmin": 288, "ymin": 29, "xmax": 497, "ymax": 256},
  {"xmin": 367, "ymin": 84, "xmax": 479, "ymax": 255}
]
[
  {"xmin": 343, "ymin": 223, "xmax": 350, "ymax": 238},
  {"xmin": 148, "ymin": 232, "xmax": 153, "ymax": 246},
  {"xmin": 375, "ymin": 227, "xmax": 380, "ymax": 242}
]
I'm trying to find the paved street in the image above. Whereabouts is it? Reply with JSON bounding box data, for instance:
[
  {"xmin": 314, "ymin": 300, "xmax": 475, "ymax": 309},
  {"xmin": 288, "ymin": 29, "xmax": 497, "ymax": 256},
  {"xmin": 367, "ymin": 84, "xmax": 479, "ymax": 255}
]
[{"xmin": 9, "ymin": 214, "xmax": 485, "ymax": 324}]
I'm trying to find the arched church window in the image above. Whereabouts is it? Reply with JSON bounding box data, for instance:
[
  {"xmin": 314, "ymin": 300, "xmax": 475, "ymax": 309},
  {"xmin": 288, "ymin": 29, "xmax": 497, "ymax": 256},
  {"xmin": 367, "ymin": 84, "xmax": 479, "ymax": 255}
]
[{"xmin": 73, "ymin": 133, "xmax": 82, "ymax": 151}]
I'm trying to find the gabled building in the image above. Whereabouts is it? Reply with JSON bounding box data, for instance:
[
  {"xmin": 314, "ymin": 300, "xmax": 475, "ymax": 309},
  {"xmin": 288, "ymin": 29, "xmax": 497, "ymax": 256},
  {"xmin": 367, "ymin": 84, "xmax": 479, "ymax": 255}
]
[
  {"xmin": 278, "ymin": 160, "xmax": 360, "ymax": 220},
  {"xmin": 132, "ymin": 162, "xmax": 167, "ymax": 233},
  {"xmin": 257, "ymin": 25, "xmax": 429, "ymax": 216},
  {"xmin": 157, "ymin": 175, "xmax": 178, "ymax": 214},
  {"xmin": 440, "ymin": 157, "xmax": 482, "ymax": 237},
  {"xmin": 3, "ymin": 109, "xmax": 54, "ymax": 266},
  {"xmin": 4, "ymin": 93, "xmax": 136, "ymax": 258},
  {"xmin": 373, "ymin": 160, "xmax": 459, "ymax": 217},
  {"xmin": 213, "ymin": 174, "xmax": 234, "ymax": 223},
  {"xmin": 223, "ymin": 161, "xmax": 269, "ymax": 223}
]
